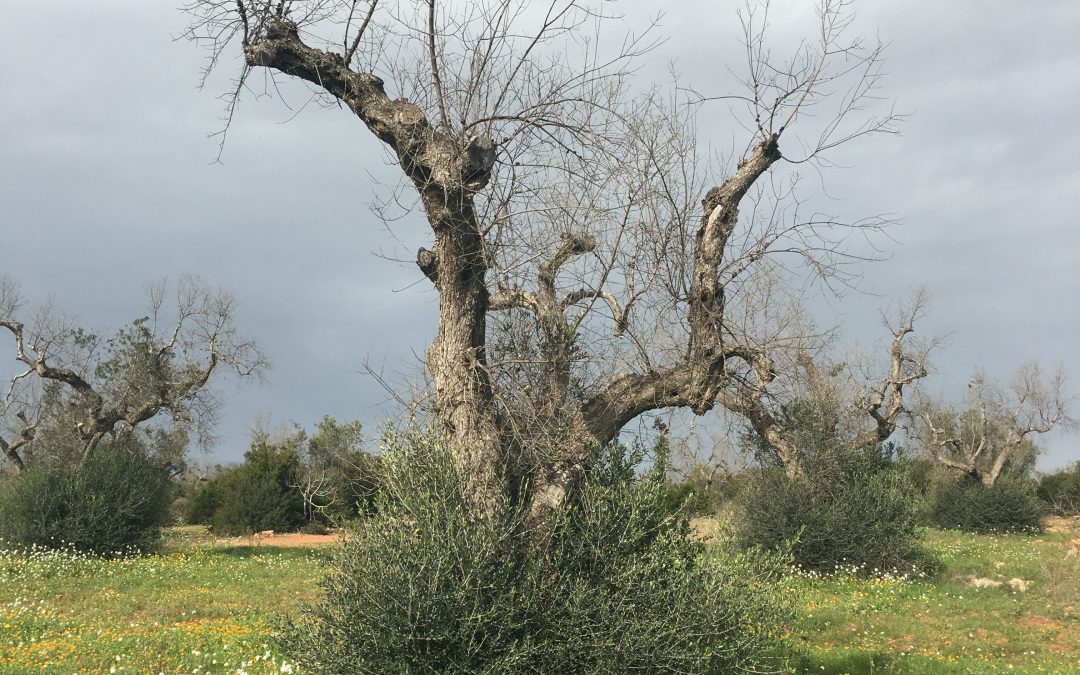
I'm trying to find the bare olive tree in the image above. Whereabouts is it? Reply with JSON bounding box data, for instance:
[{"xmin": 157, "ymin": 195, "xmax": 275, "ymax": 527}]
[
  {"xmin": 918, "ymin": 363, "xmax": 1072, "ymax": 485},
  {"xmin": 0, "ymin": 275, "xmax": 265, "ymax": 470},
  {"xmin": 727, "ymin": 288, "xmax": 935, "ymax": 473},
  {"xmin": 185, "ymin": 0, "xmax": 902, "ymax": 522}
]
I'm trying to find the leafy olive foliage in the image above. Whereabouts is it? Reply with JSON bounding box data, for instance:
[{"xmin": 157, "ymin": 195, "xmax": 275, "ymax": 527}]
[
  {"xmin": 277, "ymin": 436, "xmax": 794, "ymax": 674},
  {"xmin": 928, "ymin": 476, "xmax": 1044, "ymax": 534},
  {"xmin": 0, "ymin": 442, "xmax": 171, "ymax": 555},
  {"xmin": 297, "ymin": 416, "xmax": 382, "ymax": 523},
  {"xmin": 735, "ymin": 444, "xmax": 928, "ymax": 575},
  {"xmin": 1038, "ymin": 462, "xmax": 1080, "ymax": 516}
]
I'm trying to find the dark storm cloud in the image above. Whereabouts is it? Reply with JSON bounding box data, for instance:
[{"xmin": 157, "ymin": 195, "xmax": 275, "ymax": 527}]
[{"xmin": 1, "ymin": 1, "xmax": 1076, "ymax": 466}]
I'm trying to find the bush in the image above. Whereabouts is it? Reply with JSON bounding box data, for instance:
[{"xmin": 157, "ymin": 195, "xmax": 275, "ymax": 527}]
[
  {"xmin": 183, "ymin": 475, "xmax": 226, "ymax": 525},
  {"xmin": 929, "ymin": 476, "xmax": 1044, "ymax": 533},
  {"xmin": 277, "ymin": 437, "xmax": 794, "ymax": 674},
  {"xmin": 299, "ymin": 521, "xmax": 331, "ymax": 535},
  {"xmin": 734, "ymin": 445, "xmax": 928, "ymax": 575},
  {"xmin": 1038, "ymin": 463, "xmax": 1080, "ymax": 516},
  {"xmin": 0, "ymin": 442, "xmax": 171, "ymax": 556},
  {"xmin": 209, "ymin": 444, "xmax": 306, "ymax": 535},
  {"xmin": 661, "ymin": 476, "xmax": 711, "ymax": 516},
  {"xmin": 661, "ymin": 468, "xmax": 750, "ymax": 517}
]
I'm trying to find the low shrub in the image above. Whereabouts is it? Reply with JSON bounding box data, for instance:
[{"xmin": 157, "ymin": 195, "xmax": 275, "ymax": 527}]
[
  {"xmin": 209, "ymin": 443, "xmax": 306, "ymax": 535},
  {"xmin": 0, "ymin": 442, "xmax": 171, "ymax": 556},
  {"xmin": 299, "ymin": 521, "xmax": 331, "ymax": 535},
  {"xmin": 1038, "ymin": 463, "xmax": 1080, "ymax": 516},
  {"xmin": 661, "ymin": 476, "xmax": 713, "ymax": 516},
  {"xmin": 183, "ymin": 475, "xmax": 226, "ymax": 525},
  {"xmin": 662, "ymin": 467, "xmax": 750, "ymax": 516},
  {"xmin": 277, "ymin": 437, "xmax": 794, "ymax": 674},
  {"xmin": 928, "ymin": 476, "xmax": 1044, "ymax": 533},
  {"xmin": 734, "ymin": 445, "xmax": 929, "ymax": 575}
]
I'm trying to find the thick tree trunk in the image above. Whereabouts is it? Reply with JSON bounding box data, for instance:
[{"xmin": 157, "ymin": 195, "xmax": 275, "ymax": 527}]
[
  {"xmin": 245, "ymin": 20, "xmax": 507, "ymax": 512},
  {"xmin": 982, "ymin": 449, "xmax": 1010, "ymax": 486},
  {"xmin": 420, "ymin": 191, "xmax": 506, "ymax": 511}
]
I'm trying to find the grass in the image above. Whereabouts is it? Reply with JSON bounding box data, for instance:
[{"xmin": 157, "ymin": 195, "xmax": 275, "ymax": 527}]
[
  {"xmin": 786, "ymin": 523, "xmax": 1080, "ymax": 674},
  {"xmin": 0, "ymin": 527, "xmax": 328, "ymax": 673},
  {"xmin": 0, "ymin": 522, "xmax": 1077, "ymax": 673}
]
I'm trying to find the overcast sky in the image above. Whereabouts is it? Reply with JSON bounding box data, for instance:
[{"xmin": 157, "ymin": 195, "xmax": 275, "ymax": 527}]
[{"xmin": 1, "ymin": 1, "xmax": 1077, "ymax": 470}]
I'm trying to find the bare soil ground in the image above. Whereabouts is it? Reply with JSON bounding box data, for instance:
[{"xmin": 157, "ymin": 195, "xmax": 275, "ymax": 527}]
[
  {"xmin": 213, "ymin": 532, "xmax": 342, "ymax": 548},
  {"xmin": 164, "ymin": 525, "xmax": 343, "ymax": 549},
  {"xmin": 1046, "ymin": 515, "xmax": 1080, "ymax": 536}
]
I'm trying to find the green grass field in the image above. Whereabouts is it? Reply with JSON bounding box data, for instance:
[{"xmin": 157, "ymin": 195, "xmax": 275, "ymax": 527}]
[
  {"xmin": 0, "ymin": 529, "xmax": 327, "ymax": 673},
  {"xmin": 788, "ymin": 524, "xmax": 1080, "ymax": 674},
  {"xmin": 1, "ymin": 523, "xmax": 1077, "ymax": 674}
]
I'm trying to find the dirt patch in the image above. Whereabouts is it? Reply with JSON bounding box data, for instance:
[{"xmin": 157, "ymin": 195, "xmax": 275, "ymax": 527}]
[
  {"xmin": 1046, "ymin": 516, "xmax": 1080, "ymax": 536},
  {"xmin": 689, "ymin": 517, "xmax": 723, "ymax": 542},
  {"xmin": 887, "ymin": 634, "xmax": 917, "ymax": 650},
  {"xmin": 211, "ymin": 532, "xmax": 343, "ymax": 548},
  {"xmin": 1020, "ymin": 615, "xmax": 1062, "ymax": 630}
]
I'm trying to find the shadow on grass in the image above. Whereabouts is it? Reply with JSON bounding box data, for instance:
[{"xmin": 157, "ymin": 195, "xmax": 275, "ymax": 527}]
[
  {"xmin": 790, "ymin": 649, "xmax": 964, "ymax": 674},
  {"xmin": 211, "ymin": 545, "xmax": 332, "ymax": 562}
]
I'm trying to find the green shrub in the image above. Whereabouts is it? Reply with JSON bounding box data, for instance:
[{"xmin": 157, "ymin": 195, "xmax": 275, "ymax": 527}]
[
  {"xmin": 1038, "ymin": 463, "xmax": 1080, "ymax": 516},
  {"xmin": 735, "ymin": 445, "xmax": 928, "ymax": 575},
  {"xmin": 0, "ymin": 442, "xmax": 171, "ymax": 556},
  {"xmin": 661, "ymin": 478, "xmax": 703, "ymax": 515},
  {"xmin": 894, "ymin": 456, "xmax": 939, "ymax": 498},
  {"xmin": 302, "ymin": 416, "xmax": 383, "ymax": 522},
  {"xmin": 661, "ymin": 467, "xmax": 749, "ymax": 516},
  {"xmin": 299, "ymin": 520, "xmax": 331, "ymax": 535},
  {"xmin": 209, "ymin": 444, "xmax": 306, "ymax": 535},
  {"xmin": 929, "ymin": 476, "xmax": 1044, "ymax": 533},
  {"xmin": 183, "ymin": 475, "xmax": 226, "ymax": 525},
  {"xmin": 277, "ymin": 437, "xmax": 794, "ymax": 674}
]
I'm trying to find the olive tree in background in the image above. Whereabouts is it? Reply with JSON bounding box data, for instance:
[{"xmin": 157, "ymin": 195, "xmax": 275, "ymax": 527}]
[
  {"xmin": 184, "ymin": 0, "xmax": 912, "ymax": 524},
  {"xmin": 0, "ymin": 275, "xmax": 266, "ymax": 471},
  {"xmin": 294, "ymin": 416, "xmax": 381, "ymax": 521},
  {"xmin": 918, "ymin": 363, "xmax": 1072, "ymax": 486}
]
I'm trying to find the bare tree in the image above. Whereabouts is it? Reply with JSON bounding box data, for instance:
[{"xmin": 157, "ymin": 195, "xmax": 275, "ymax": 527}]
[
  {"xmin": 185, "ymin": 0, "xmax": 901, "ymax": 523},
  {"xmin": 286, "ymin": 416, "xmax": 378, "ymax": 522},
  {"xmin": 918, "ymin": 363, "xmax": 1072, "ymax": 485},
  {"xmin": 730, "ymin": 289, "xmax": 935, "ymax": 474},
  {"xmin": 0, "ymin": 275, "xmax": 265, "ymax": 470}
]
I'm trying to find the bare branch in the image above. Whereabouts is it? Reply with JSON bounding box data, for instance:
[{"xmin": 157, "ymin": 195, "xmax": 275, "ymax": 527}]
[
  {"xmin": 562, "ymin": 289, "xmax": 623, "ymax": 336},
  {"xmin": 344, "ymin": 0, "xmax": 379, "ymax": 66},
  {"xmin": 426, "ymin": 0, "xmax": 450, "ymax": 130},
  {"xmin": 489, "ymin": 289, "xmax": 540, "ymax": 313}
]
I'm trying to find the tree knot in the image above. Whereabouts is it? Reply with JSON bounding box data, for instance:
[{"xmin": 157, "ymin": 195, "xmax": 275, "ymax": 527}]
[
  {"xmin": 762, "ymin": 132, "xmax": 781, "ymax": 159},
  {"xmin": 462, "ymin": 136, "xmax": 497, "ymax": 191},
  {"xmin": 702, "ymin": 186, "xmax": 724, "ymax": 213},
  {"xmin": 417, "ymin": 247, "xmax": 439, "ymax": 283},
  {"xmin": 264, "ymin": 18, "xmax": 300, "ymax": 41}
]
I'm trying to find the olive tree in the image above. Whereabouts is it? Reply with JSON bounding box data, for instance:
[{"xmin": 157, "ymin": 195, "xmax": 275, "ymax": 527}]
[
  {"xmin": 184, "ymin": 0, "xmax": 904, "ymax": 522},
  {"xmin": 0, "ymin": 275, "xmax": 265, "ymax": 470},
  {"xmin": 919, "ymin": 363, "xmax": 1072, "ymax": 485}
]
